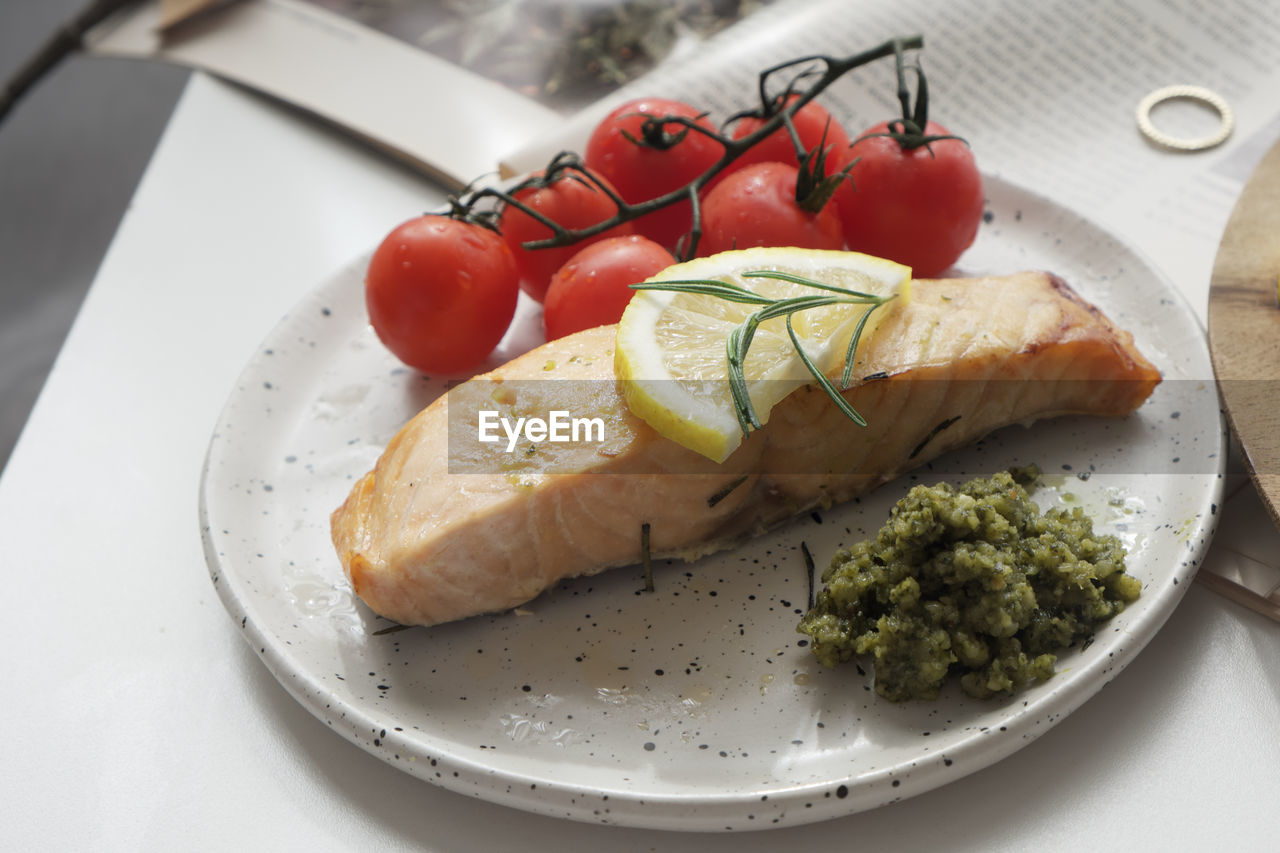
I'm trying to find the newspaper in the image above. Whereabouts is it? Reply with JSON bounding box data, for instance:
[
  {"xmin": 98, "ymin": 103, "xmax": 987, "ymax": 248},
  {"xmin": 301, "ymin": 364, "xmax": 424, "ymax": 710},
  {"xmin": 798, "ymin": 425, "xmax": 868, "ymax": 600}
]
[{"xmin": 85, "ymin": 0, "xmax": 772, "ymax": 188}]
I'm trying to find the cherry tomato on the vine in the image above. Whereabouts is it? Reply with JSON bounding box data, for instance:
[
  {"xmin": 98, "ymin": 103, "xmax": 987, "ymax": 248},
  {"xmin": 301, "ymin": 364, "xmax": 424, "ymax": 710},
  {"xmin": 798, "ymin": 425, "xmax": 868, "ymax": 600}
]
[
  {"xmin": 584, "ymin": 97, "xmax": 723, "ymax": 250},
  {"xmin": 833, "ymin": 120, "xmax": 984, "ymax": 278},
  {"xmin": 722, "ymin": 94, "xmax": 851, "ymax": 178},
  {"xmin": 543, "ymin": 235, "xmax": 676, "ymax": 340},
  {"xmin": 365, "ymin": 215, "xmax": 519, "ymax": 375},
  {"xmin": 499, "ymin": 167, "xmax": 634, "ymax": 303},
  {"xmin": 697, "ymin": 161, "xmax": 845, "ymax": 257}
]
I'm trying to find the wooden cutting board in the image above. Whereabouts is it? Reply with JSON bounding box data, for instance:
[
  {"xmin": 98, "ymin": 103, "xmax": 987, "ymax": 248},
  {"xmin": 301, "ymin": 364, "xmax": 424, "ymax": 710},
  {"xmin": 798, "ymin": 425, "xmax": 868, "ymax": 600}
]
[{"xmin": 1208, "ymin": 137, "xmax": 1280, "ymax": 530}]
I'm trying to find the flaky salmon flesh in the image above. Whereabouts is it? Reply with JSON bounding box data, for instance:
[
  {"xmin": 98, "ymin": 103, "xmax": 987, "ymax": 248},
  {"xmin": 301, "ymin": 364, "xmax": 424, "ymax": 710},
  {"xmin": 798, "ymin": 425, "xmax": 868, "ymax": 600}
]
[{"xmin": 331, "ymin": 271, "xmax": 1160, "ymax": 627}]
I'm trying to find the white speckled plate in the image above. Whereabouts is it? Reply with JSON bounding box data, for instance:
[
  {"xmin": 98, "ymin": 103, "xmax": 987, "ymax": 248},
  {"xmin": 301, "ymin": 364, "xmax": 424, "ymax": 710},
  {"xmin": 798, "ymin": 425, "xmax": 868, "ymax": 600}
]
[{"xmin": 200, "ymin": 176, "xmax": 1223, "ymax": 831}]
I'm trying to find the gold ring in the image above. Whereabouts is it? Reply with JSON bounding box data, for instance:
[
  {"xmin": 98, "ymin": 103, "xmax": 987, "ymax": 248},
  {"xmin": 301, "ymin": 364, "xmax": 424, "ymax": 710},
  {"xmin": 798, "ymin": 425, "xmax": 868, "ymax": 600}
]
[{"xmin": 1135, "ymin": 85, "xmax": 1234, "ymax": 151}]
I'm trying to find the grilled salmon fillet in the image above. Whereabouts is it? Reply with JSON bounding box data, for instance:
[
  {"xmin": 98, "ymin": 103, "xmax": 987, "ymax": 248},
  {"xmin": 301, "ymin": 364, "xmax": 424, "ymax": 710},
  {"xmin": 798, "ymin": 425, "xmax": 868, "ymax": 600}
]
[{"xmin": 331, "ymin": 271, "xmax": 1160, "ymax": 627}]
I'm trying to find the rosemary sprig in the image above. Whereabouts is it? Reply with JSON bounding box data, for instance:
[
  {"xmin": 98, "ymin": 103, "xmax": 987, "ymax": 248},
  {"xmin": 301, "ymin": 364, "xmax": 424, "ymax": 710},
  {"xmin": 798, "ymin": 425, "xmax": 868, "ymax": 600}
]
[{"xmin": 630, "ymin": 270, "xmax": 894, "ymax": 438}]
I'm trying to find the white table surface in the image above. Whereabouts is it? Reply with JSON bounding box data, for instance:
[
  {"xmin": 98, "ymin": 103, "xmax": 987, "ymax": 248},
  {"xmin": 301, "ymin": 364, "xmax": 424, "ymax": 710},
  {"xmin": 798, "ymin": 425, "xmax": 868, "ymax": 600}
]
[{"xmin": 2, "ymin": 71, "xmax": 1279, "ymax": 851}]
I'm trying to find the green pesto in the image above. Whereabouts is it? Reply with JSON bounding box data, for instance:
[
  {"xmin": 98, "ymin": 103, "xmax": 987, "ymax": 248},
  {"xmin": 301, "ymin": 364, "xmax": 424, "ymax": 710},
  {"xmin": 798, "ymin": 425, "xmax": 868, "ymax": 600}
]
[{"xmin": 797, "ymin": 468, "xmax": 1141, "ymax": 702}]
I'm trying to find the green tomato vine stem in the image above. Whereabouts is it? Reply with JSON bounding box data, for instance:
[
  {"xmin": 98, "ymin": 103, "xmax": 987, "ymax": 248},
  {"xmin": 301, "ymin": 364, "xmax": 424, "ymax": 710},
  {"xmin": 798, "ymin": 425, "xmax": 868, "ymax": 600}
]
[{"xmin": 454, "ymin": 34, "xmax": 926, "ymax": 261}]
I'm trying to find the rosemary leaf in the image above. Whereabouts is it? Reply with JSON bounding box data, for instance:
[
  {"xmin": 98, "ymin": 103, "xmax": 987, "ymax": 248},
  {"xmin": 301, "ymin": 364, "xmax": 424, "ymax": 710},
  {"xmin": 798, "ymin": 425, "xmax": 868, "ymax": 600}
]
[
  {"xmin": 750, "ymin": 294, "xmax": 839, "ymax": 324},
  {"xmin": 726, "ymin": 325, "xmax": 758, "ymax": 433},
  {"xmin": 840, "ymin": 298, "xmax": 889, "ymax": 389},
  {"xmin": 733, "ymin": 313, "xmax": 767, "ymax": 430},
  {"xmin": 801, "ymin": 540, "xmax": 816, "ymax": 611},
  {"xmin": 630, "ymin": 279, "xmax": 773, "ymax": 305},
  {"xmin": 707, "ymin": 475, "xmax": 749, "ymax": 508},
  {"xmin": 641, "ymin": 522, "xmax": 654, "ymax": 593},
  {"xmin": 742, "ymin": 269, "xmax": 882, "ymax": 300},
  {"xmin": 786, "ymin": 315, "xmax": 868, "ymax": 427},
  {"xmin": 371, "ymin": 623, "xmax": 414, "ymax": 636}
]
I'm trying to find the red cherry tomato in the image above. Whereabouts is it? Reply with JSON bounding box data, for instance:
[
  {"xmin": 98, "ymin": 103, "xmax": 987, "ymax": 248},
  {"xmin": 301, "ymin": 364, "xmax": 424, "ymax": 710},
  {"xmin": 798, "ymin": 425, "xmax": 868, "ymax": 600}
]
[
  {"xmin": 833, "ymin": 120, "xmax": 984, "ymax": 277},
  {"xmin": 499, "ymin": 167, "xmax": 634, "ymax": 303},
  {"xmin": 543, "ymin": 235, "xmax": 676, "ymax": 340},
  {"xmin": 365, "ymin": 215, "xmax": 518, "ymax": 374},
  {"xmin": 723, "ymin": 94, "xmax": 851, "ymax": 177},
  {"xmin": 584, "ymin": 97, "xmax": 723, "ymax": 250},
  {"xmin": 697, "ymin": 162, "xmax": 845, "ymax": 257}
]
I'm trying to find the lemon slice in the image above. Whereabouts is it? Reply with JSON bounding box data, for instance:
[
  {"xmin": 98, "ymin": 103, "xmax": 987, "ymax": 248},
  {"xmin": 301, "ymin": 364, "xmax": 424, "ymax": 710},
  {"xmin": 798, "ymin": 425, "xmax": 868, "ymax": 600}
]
[{"xmin": 615, "ymin": 247, "xmax": 911, "ymax": 463}]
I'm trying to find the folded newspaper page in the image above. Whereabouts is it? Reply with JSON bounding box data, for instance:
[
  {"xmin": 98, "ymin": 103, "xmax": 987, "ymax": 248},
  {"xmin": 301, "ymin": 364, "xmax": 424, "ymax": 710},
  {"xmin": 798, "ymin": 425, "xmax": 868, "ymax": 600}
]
[{"xmin": 86, "ymin": 0, "xmax": 563, "ymax": 189}]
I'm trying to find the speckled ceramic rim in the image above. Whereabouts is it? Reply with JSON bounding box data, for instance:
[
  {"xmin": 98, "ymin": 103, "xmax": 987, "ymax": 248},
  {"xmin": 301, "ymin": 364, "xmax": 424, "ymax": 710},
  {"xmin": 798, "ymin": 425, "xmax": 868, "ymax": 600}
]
[
  {"xmin": 1136, "ymin": 85, "xmax": 1234, "ymax": 151},
  {"xmin": 199, "ymin": 174, "xmax": 1225, "ymax": 831}
]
